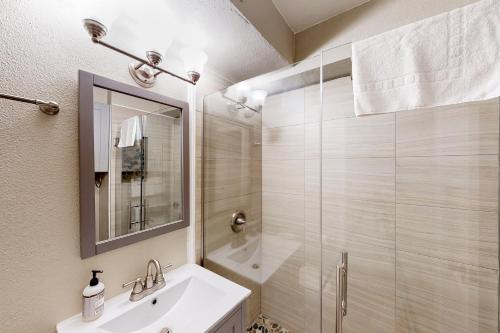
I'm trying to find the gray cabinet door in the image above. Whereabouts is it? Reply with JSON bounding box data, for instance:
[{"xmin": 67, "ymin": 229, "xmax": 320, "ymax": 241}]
[{"xmin": 211, "ymin": 307, "xmax": 243, "ymax": 333}]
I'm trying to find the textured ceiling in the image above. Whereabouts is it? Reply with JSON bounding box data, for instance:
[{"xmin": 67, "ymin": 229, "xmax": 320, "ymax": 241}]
[
  {"xmin": 272, "ymin": 0, "xmax": 371, "ymax": 33},
  {"xmin": 103, "ymin": 0, "xmax": 288, "ymax": 83}
]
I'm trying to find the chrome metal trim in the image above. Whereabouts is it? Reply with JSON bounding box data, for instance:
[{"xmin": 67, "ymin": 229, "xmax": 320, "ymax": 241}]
[
  {"xmin": 0, "ymin": 93, "xmax": 59, "ymax": 115},
  {"xmin": 221, "ymin": 93, "xmax": 259, "ymax": 113},
  {"xmin": 83, "ymin": 19, "xmax": 197, "ymax": 85},
  {"xmin": 231, "ymin": 210, "xmax": 247, "ymax": 233},
  {"xmin": 336, "ymin": 251, "xmax": 348, "ymax": 333}
]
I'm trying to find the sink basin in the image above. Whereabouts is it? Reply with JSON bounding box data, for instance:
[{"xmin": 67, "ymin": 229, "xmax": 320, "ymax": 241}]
[{"xmin": 56, "ymin": 264, "xmax": 250, "ymax": 333}]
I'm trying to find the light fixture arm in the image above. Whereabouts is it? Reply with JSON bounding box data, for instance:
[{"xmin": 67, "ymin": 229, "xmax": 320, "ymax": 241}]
[
  {"xmin": 91, "ymin": 38, "xmax": 196, "ymax": 85},
  {"xmin": 222, "ymin": 93, "xmax": 259, "ymax": 113}
]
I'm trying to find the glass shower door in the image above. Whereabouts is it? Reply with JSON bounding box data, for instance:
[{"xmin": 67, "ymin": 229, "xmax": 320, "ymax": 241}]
[
  {"xmin": 321, "ymin": 46, "xmax": 499, "ymax": 333},
  {"xmin": 202, "ymin": 56, "xmax": 324, "ymax": 332}
]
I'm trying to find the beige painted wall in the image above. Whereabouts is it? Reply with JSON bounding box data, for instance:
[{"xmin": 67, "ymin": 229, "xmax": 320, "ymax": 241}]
[
  {"xmin": 295, "ymin": 0, "xmax": 480, "ymax": 60},
  {"xmin": 231, "ymin": 0, "xmax": 295, "ymax": 63},
  {"xmin": 0, "ymin": 1, "xmax": 229, "ymax": 332}
]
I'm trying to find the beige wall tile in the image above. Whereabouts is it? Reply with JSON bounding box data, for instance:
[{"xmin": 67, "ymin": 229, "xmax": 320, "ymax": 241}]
[
  {"xmin": 304, "ymin": 77, "xmax": 355, "ymax": 124},
  {"xmin": 322, "ymin": 77, "xmax": 355, "ymax": 121},
  {"xmin": 262, "ymin": 159, "xmax": 305, "ymax": 195},
  {"xmin": 396, "ymin": 155, "xmax": 498, "ymax": 211},
  {"xmin": 323, "ymin": 157, "xmax": 395, "ymax": 204},
  {"xmin": 396, "ymin": 100, "xmax": 499, "ymax": 157},
  {"xmin": 305, "ymin": 123, "xmax": 321, "ymax": 159},
  {"xmin": 204, "ymin": 158, "xmax": 261, "ymax": 202},
  {"xmin": 262, "ymin": 88, "xmax": 305, "ymax": 128},
  {"xmin": 262, "ymin": 124, "xmax": 305, "ymax": 160},
  {"xmin": 204, "ymin": 114, "xmax": 254, "ymax": 160},
  {"xmin": 305, "ymin": 83, "xmax": 321, "ymax": 124},
  {"xmin": 323, "ymin": 113, "xmax": 395, "ymax": 158},
  {"xmin": 396, "ymin": 251, "xmax": 498, "ymax": 333},
  {"xmin": 323, "ymin": 199, "xmax": 395, "ymax": 249},
  {"xmin": 262, "ymin": 192, "xmax": 305, "ymax": 237},
  {"xmin": 262, "ymin": 246, "xmax": 305, "ymax": 332},
  {"xmin": 397, "ymin": 204, "xmax": 498, "ymax": 270}
]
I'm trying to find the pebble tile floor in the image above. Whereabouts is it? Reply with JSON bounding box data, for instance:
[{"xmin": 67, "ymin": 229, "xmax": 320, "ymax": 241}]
[{"xmin": 247, "ymin": 314, "xmax": 290, "ymax": 333}]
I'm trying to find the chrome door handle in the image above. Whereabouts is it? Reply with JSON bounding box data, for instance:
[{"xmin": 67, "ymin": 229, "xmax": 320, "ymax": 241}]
[{"xmin": 336, "ymin": 251, "xmax": 348, "ymax": 333}]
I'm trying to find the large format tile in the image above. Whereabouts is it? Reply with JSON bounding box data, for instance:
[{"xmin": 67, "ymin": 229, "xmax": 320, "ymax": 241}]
[
  {"xmin": 262, "ymin": 124, "xmax": 304, "ymax": 160},
  {"xmin": 262, "ymin": 192, "xmax": 305, "ymax": 238},
  {"xmin": 305, "ymin": 123, "xmax": 320, "ymax": 159},
  {"xmin": 204, "ymin": 114, "xmax": 255, "ymax": 160},
  {"xmin": 323, "ymin": 199, "xmax": 395, "ymax": 250},
  {"xmin": 396, "ymin": 100, "xmax": 499, "ymax": 157},
  {"xmin": 396, "ymin": 251, "xmax": 498, "ymax": 333},
  {"xmin": 262, "ymin": 244, "xmax": 305, "ymax": 333},
  {"xmin": 262, "ymin": 159, "xmax": 305, "ymax": 195},
  {"xmin": 323, "ymin": 157, "xmax": 395, "ymax": 204},
  {"xmin": 204, "ymin": 158, "xmax": 261, "ymax": 202},
  {"xmin": 397, "ymin": 204, "xmax": 498, "ymax": 269},
  {"xmin": 396, "ymin": 155, "xmax": 498, "ymax": 211},
  {"xmin": 323, "ymin": 113, "xmax": 395, "ymax": 158},
  {"xmin": 304, "ymin": 77, "xmax": 356, "ymax": 123},
  {"xmin": 322, "ymin": 77, "xmax": 356, "ymax": 121},
  {"xmin": 263, "ymin": 88, "xmax": 305, "ymax": 128}
]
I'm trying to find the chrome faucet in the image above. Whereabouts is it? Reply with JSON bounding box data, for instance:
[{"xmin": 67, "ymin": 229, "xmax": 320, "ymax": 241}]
[{"xmin": 122, "ymin": 260, "xmax": 172, "ymax": 302}]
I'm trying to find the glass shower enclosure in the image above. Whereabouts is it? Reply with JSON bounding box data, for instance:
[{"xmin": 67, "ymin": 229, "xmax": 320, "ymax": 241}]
[{"xmin": 202, "ymin": 44, "xmax": 499, "ymax": 333}]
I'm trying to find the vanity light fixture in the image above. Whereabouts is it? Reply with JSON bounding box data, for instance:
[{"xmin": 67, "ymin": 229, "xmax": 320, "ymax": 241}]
[{"xmin": 83, "ymin": 19, "xmax": 203, "ymax": 86}]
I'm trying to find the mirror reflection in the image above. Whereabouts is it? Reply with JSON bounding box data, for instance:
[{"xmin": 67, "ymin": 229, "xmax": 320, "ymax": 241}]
[{"xmin": 93, "ymin": 87, "xmax": 183, "ymax": 242}]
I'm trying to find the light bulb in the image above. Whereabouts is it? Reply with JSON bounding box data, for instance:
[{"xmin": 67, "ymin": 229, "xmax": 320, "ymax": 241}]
[
  {"xmin": 251, "ymin": 90, "xmax": 268, "ymax": 107},
  {"xmin": 235, "ymin": 84, "xmax": 251, "ymax": 103}
]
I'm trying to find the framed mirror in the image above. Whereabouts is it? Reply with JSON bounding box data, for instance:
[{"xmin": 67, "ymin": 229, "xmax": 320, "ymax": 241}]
[{"xmin": 78, "ymin": 70, "xmax": 189, "ymax": 258}]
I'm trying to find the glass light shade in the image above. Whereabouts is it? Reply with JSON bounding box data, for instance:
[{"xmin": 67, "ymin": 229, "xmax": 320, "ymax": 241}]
[
  {"xmin": 251, "ymin": 90, "xmax": 268, "ymax": 106},
  {"xmin": 180, "ymin": 47, "xmax": 208, "ymax": 74},
  {"xmin": 235, "ymin": 83, "xmax": 251, "ymax": 102}
]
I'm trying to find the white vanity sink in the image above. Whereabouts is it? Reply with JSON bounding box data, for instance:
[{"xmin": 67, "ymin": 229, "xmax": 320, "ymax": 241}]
[{"xmin": 56, "ymin": 264, "xmax": 250, "ymax": 333}]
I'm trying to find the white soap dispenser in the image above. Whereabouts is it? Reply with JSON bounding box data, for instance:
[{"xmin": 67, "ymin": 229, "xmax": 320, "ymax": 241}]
[{"xmin": 82, "ymin": 270, "xmax": 105, "ymax": 322}]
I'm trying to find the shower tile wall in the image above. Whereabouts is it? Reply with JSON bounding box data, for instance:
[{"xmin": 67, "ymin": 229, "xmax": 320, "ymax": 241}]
[
  {"xmin": 395, "ymin": 101, "xmax": 499, "ymax": 332},
  {"xmin": 202, "ymin": 95, "xmax": 263, "ymax": 325},
  {"xmin": 261, "ymin": 76, "xmax": 499, "ymax": 333}
]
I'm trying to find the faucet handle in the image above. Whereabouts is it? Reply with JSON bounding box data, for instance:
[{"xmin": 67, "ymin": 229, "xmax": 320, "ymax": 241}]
[
  {"xmin": 123, "ymin": 278, "xmax": 144, "ymax": 294},
  {"xmin": 155, "ymin": 264, "xmax": 173, "ymax": 289}
]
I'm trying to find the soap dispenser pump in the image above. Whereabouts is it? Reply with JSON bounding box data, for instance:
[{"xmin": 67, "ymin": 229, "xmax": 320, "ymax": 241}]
[{"xmin": 82, "ymin": 270, "xmax": 105, "ymax": 322}]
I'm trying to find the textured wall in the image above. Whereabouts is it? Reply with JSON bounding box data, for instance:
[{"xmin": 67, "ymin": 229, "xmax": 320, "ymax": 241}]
[
  {"xmin": 230, "ymin": 0, "xmax": 295, "ymax": 63},
  {"xmin": 295, "ymin": 0, "xmax": 480, "ymax": 60},
  {"xmin": 0, "ymin": 1, "xmax": 229, "ymax": 332}
]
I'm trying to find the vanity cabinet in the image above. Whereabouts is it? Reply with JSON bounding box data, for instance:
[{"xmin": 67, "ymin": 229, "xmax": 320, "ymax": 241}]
[{"xmin": 210, "ymin": 303, "xmax": 245, "ymax": 333}]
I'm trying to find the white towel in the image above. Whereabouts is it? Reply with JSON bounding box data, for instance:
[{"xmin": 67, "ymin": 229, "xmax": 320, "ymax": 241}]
[
  {"xmin": 117, "ymin": 116, "xmax": 142, "ymax": 148},
  {"xmin": 352, "ymin": 0, "xmax": 500, "ymax": 116}
]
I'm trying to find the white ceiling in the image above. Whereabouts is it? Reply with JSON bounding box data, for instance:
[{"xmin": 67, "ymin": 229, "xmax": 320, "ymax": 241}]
[
  {"xmin": 272, "ymin": 0, "xmax": 371, "ymax": 33},
  {"xmin": 78, "ymin": 0, "xmax": 289, "ymax": 83}
]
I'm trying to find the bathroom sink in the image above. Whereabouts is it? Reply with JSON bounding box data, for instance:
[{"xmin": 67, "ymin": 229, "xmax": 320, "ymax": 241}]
[{"xmin": 56, "ymin": 264, "xmax": 250, "ymax": 333}]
